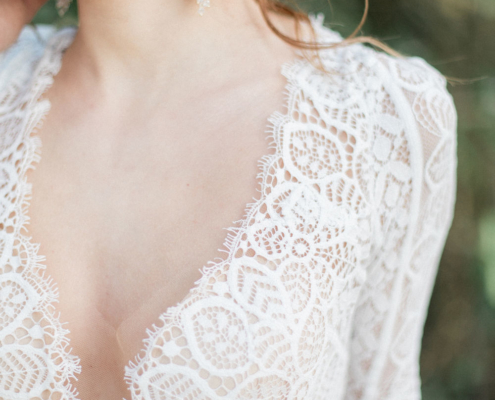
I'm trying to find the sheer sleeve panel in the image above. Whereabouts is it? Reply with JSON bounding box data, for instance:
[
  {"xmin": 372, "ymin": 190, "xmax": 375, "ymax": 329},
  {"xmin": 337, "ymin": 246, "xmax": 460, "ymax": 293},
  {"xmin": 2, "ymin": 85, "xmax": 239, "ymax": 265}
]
[
  {"xmin": 344, "ymin": 52, "xmax": 458, "ymax": 400},
  {"xmin": 0, "ymin": 19, "xmax": 458, "ymax": 400}
]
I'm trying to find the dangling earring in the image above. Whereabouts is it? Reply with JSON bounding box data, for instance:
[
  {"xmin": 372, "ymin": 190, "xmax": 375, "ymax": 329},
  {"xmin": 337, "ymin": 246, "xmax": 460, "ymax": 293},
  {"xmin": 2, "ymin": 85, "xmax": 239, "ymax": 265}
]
[
  {"xmin": 56, "ymin": 0, "xmax": 73, "ymax": 17},
  {"xmin": 197, "ymin": 0, "xmax": 210, "ymax": 16}
]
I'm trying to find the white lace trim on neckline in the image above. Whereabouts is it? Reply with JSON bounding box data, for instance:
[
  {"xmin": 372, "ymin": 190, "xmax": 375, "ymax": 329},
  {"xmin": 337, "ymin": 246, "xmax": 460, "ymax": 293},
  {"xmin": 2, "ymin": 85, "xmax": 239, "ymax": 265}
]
[{"xmin": 13, "ymin": 13, "xmax": 343, "ymax": 400}]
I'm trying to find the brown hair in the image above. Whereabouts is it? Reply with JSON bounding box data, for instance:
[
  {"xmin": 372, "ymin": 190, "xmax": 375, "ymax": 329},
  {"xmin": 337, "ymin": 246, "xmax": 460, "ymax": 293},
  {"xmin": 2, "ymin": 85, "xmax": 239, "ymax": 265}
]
[{"xmin": 256, "ymin": 0, "xmax": 466, "ymax": 86}]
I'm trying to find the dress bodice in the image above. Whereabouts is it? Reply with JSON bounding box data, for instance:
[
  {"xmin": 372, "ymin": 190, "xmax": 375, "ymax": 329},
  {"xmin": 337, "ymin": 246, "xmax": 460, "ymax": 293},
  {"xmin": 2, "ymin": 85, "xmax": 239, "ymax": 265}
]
[{"xmin": 0, "ymin": 14, "xmax": 458, "ymax": 400}]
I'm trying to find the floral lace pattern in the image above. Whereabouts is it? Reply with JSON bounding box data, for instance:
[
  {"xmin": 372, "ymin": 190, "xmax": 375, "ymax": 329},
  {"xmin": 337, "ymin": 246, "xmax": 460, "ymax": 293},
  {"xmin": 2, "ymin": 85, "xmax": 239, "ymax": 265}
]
[{"xmin": 0, "ymin": 14, "xmax": 457, "ymax": 400}]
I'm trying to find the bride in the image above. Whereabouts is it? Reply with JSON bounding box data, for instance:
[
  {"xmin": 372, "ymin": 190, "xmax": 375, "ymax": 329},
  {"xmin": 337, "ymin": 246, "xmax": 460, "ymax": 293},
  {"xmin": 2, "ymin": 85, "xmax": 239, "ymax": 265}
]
[{"xmin": 0, "ymin": 1, "xmax": 458, "ymax": 399}]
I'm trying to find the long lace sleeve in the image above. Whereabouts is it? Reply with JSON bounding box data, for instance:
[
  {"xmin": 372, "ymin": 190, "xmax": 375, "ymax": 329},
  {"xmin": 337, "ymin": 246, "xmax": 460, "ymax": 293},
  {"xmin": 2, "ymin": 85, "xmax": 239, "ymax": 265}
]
[
  {"xmin": 344, "ymin": 53, "xmax": 458, "ymax": 399},
  {"xmin": 0, "ymin": 18, "xmax": 457, "ymax": 399}
]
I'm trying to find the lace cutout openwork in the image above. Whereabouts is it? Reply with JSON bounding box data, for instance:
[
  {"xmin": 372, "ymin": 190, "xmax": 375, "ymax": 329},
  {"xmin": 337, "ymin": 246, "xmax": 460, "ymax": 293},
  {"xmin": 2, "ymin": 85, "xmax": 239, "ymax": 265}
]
[{"xmin": 0, "ymin": 13, "xmax": 457, "ymax": 400}]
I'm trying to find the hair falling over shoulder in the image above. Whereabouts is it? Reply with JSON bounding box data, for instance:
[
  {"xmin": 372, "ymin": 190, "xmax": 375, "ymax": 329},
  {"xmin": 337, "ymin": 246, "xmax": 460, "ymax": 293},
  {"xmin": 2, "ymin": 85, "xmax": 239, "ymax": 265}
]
[
  {"xmin": 257, "ymin": 0, "xmax": 463, "ymax": 85},
  {"xmin": 257, "ymin": 0, "xmax": 403, "ymax": 59}
]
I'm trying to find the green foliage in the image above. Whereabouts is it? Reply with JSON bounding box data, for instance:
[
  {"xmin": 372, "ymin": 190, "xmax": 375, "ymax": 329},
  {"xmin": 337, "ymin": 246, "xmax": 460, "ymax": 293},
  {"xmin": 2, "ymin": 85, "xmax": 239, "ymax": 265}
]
[
  {"xmin": 479, "ymin": 211, "xmax": 495, "ymax": 308},
  {"xmin": 31, "ymin": 0, "xmax": 78, "ymax": 26}
]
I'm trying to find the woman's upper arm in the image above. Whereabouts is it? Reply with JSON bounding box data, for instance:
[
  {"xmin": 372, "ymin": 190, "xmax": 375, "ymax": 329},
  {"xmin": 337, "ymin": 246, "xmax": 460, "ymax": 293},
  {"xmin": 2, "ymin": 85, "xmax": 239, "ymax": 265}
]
[{"xmin": 344, "ymin": 50, "xmax": 458, "ymax": 400}]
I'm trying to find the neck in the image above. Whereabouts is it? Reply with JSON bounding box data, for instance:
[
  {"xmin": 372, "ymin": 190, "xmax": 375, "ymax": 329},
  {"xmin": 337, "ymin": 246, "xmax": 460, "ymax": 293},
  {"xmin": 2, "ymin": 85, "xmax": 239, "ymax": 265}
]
[{"xmin": 61, "ymin": 0, "xmax": 297, "ymax": 96}]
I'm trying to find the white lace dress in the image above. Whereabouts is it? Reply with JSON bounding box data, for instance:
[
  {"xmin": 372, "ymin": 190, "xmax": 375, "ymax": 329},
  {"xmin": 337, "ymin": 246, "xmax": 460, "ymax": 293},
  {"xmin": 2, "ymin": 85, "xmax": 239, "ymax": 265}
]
[{"xmin": 0, "ymin": 14, "xmax": 457, "ymax": 400}]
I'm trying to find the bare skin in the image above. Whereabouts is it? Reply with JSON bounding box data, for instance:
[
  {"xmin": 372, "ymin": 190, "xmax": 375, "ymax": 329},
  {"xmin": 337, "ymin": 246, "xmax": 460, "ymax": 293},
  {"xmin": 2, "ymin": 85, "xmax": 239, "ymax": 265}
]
[{"xmin": 16, "ymin": 1, "xmax": 314, "ymax": 398}]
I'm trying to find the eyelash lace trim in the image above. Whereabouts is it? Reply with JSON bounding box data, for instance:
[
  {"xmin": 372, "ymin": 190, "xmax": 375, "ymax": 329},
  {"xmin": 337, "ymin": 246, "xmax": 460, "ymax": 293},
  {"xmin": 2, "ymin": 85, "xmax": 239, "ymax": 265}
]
[
  {"xmin": 0, "ymin": 12, "xmax": 457, "ymax": 400},
  {"xmin": 0, "ymin": 26, "xmax": 81, "ymax": 399}
]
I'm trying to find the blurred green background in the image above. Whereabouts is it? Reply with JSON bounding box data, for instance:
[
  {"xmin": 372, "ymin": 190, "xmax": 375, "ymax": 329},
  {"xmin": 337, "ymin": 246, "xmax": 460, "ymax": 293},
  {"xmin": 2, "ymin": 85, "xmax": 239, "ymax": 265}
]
[{"xmin": 32, "ymin": 0, "xmax": 495, "ymax": 399}]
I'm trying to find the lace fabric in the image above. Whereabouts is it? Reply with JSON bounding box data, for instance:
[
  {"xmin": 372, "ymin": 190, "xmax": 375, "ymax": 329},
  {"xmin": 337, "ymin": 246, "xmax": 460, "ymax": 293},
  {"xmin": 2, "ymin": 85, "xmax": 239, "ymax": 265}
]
[{"xmin": 0, "ymin": 14, "xmax": 457, "ymax": 400}]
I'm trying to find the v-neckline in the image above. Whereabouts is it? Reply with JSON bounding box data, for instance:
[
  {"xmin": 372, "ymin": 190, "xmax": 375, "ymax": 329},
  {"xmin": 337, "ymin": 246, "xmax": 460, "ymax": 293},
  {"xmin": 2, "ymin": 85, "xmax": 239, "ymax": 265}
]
[{"xmin": 17, "ymin": 14, "xmax": 340, "ymax": 399}]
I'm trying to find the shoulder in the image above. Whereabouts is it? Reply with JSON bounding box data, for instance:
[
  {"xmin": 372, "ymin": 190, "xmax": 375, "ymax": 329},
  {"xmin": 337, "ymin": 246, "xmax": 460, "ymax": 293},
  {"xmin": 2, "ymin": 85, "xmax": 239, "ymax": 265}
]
[
  {"xmin": 310, "ymin": 12, "xmax": 448, "ymax": 87},
  {"xmin": 0, "ymin": 24, "xmax": 56, "ymax": 155},
  {"xmin": 0, "ymin": 23, "xmax": 77, "ymax": 102},
  {"xmin": 310, "ymin": 14, "xmax": 457, "ymax": 139},
  {"xmin": 0, "ymin": 23, "xmax": 76, "ymax": 147},
  {"xmin": 0, "ymin": 24, "xmax": 77, "ymax": 170},
  {"xmin": 372, "ymin": 49, "xmax": 457, "ymax": 139},
  {"xmin": 0, "ymin": 24, "xmax": 59, "ymax": 91},
  {"xmin": 301, "ymin": 15, "xmax": 457, "ymax": 233}
]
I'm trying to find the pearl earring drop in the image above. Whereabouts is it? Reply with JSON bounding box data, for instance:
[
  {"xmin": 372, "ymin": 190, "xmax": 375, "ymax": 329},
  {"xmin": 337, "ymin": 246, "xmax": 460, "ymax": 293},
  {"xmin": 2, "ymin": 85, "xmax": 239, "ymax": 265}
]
[
  {"xmin": 197, "ymin": 0, "xmax": 211, "ymax": 16},
  {"xmin": 55, "ymin": 0, "xmax": 73, "ymax": 17}
]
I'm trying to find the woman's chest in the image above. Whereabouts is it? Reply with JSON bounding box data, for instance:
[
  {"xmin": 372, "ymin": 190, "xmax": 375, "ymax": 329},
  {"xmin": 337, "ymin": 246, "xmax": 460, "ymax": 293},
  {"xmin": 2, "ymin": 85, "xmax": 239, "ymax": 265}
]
[
  {"xmin": 0, "ymin": 52, "xmax": 376, "ymax": 399},
  {"xmin": 15, "ymin": 99, "xmax": 291, "ymax": 396},
  {"xmin": 1, "ymin": 118, "xmax": 370, "ymax": 400}
]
